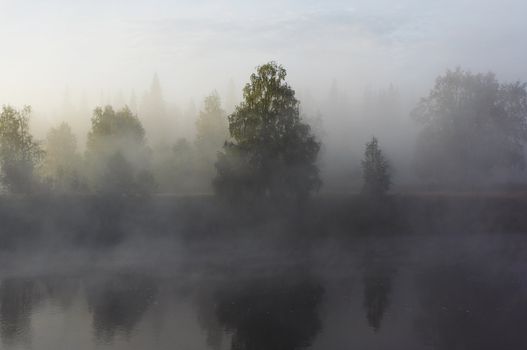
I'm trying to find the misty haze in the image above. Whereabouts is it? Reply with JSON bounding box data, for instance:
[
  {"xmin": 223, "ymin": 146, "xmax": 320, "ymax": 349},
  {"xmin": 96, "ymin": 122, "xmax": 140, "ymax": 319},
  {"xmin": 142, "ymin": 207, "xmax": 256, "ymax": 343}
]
[{"xmin": 1, "ymin": 1, "xmax": 527, "ymax": 349}]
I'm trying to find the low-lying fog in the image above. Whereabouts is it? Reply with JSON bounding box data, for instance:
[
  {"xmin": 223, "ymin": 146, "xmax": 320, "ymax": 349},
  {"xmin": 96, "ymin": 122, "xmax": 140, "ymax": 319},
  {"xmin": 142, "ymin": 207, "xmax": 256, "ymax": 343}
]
[
  {"xmin": 2, "ymin": 1, "xmax": 527, "ymax": 193},
  {"xmin": 1, "ymin": 233, "xmax": 527, "ymax": 350},
  {"xmin": 1, "ymin": 1, "xmax": 527, "ymax": 350}
]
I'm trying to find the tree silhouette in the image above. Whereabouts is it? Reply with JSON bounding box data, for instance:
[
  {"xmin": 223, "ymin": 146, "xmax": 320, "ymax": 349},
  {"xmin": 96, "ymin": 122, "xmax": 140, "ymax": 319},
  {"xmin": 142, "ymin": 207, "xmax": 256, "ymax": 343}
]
[
  {"xmin": 199, "ymin": 277, "xmax": 323, "ymax": 350},
  {"xmin": 41, "ymin": 122, "xmax": 82, "ymax": 192},
  {"xmin": 214, "ymin": 62, "xmax": 321, "ymax": 201},
  {"xmin": 361, "ymin": 136, "xmax": 391, "ymax": 196},
  {"xmin": 196, "ymin": 91, "xmax": 228, "ymax": 165},
  {"xmin": 412, "ymin": 68, "xmax": 527, "ymax": 186},
  {"xmin": 0, "ymin": 279, "xmax": 39, "ymax": 346},
  {"xmin": 363, "ymin": 266, "xmax": 393, "ymax": 332},
  {"xmin": 0, "ymin": 106, "xmax": 43, "ymax": 193},
  {"xmin": 86, "ymin": 105, "xmax": 154, "ymax": 195},
  {"xmin": 86, "ymin": 274, "xmax": 157, "ymax": 343}
]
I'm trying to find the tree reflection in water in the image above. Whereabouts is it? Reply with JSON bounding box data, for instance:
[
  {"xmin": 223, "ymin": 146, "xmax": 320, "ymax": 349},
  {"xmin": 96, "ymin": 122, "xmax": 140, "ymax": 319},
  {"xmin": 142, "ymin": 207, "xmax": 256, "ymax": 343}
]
[
  {"xmin": 86, "ymin": 273, "xmax": 158, "ymax": 343},
  {"xmin": 363, "ymin": 265, "xmax": 394, "ymax": 332},
  {"xmin": 198, "ymin": 275, "xmax": 324, "ymax": 350},
  {"xmin": 0, "ymin": 279, "xmax": 40, "ymax": 346}
]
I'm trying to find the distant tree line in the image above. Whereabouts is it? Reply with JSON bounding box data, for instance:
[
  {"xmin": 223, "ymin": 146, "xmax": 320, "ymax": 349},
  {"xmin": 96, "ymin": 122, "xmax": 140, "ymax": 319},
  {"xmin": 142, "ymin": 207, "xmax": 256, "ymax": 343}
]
[
  {"xmin": 0, "ymin": 62, "xmax": 322, "ymax": 200},
  {"xmin": 412, "ymin": 68, "xmax": 527, "ymax": 188},
  {"xmin": 0, "ymin": 64, "xmax": 526, "ymax": 198}
]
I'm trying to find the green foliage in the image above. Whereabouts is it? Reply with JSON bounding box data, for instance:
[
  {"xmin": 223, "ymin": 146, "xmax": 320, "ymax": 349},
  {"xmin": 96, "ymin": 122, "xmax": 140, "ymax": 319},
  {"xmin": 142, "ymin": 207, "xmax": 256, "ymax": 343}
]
[
  {"xmin": 42, "ymin": 122, "xmax": 83, "ymax": 192},
  {"xmin": 412, "ymin": 68, "xmax": 527, "ymax": 185},
  {"xmin": 214, "ymin": 62, "xmax": 321, "ymax": 201},
  {"xmin": 361, "ymin": 137, "xmax": 391, "ymax": 196},
  {"xmin": 88, "ymin": 105, "xmax": 145, "ymax": 149},
  {"xmin": 0, "ymin": 106, "xmax": 43, "ymax": 193},
  {"xmin": 86, "ymin": 105, "xmax": 154, "ymax": 195}
]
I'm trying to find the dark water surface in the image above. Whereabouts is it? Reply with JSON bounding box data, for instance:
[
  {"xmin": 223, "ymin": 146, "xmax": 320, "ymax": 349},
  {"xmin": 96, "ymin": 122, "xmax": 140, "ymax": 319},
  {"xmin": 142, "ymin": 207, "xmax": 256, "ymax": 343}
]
[{"xmin": 0, "ymin": 233, "xmax": 526, "ymax": 350}]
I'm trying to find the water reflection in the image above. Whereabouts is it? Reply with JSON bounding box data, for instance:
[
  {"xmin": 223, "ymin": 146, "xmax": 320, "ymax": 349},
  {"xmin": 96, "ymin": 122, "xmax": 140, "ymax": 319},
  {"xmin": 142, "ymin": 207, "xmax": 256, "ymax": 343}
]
[
  {"xmin": 359, "ymin": 242, "xmax": 399, "ymax": 334},
  {"xmin": 199, "ymin": 275, "xmax": 324, "ymax": 350},
  {"xmin": 363, "ymin": 265, "xmax": 394, "ymax": 332},
  {"xmin": 0, "ymin": 235, "xmax": 526, "ymax": 349},
  {"xmin": 0, "ymin": 279, "xmax": 40, "ymax": 346},
  {"xmin": 86, "ymin": 273, "xmax": 158, "ymax": 343}
]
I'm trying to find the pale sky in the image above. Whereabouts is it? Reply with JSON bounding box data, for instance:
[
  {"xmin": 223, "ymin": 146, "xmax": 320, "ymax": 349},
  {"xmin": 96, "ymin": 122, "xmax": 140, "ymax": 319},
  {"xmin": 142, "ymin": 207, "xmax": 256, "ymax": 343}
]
[{"xmin": 0, "ymin": 0, "xmax": 526, "ymax": 117}]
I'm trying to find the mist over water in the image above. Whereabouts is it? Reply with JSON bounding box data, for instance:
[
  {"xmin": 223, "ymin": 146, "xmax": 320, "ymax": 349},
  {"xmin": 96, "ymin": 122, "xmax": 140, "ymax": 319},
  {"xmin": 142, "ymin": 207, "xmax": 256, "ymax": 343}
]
[
  {"xmin": 2, "ymin": 1, "xmax": 527, "ymax": 349},
  {"xmin": 1, "ymin": 232, "xmax": 527, "ymax": 350}
]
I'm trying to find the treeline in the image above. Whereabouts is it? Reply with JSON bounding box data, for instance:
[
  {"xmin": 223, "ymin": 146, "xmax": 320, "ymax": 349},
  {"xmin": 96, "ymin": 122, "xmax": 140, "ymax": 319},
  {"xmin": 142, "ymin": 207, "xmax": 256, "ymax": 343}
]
[
  {"xmin": 0, "ymin": 91, "xmax": 229, "ymax": 196},
  {"xmin": 1, "ymin": 63, "xmax": 527, "ymax": 198}
]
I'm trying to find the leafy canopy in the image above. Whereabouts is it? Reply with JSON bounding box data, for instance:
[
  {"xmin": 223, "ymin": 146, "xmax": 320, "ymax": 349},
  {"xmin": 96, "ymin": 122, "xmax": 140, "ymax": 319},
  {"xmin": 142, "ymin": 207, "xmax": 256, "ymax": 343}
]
[
  {"xmin": 88, "ymin": 105, "xmax": 145, "ymax": 150},
  {"xmin": 214, "ymin": 62, "xmax": 321, "ymax": 200},
  {"xmin": 86, "ymin": 105, "xmax": 153, "ymax": 195},
  {"xmin": 0, "ymin": 106, "xmax": 43, "ymax": 193}
]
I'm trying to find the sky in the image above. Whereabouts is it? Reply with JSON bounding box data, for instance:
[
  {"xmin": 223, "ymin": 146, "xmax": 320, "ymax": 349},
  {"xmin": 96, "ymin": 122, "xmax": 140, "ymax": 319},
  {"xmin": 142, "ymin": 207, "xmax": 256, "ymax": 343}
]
[{"xmin": 0, "ymin": 0, "xmax": 526, "ymax": 121}]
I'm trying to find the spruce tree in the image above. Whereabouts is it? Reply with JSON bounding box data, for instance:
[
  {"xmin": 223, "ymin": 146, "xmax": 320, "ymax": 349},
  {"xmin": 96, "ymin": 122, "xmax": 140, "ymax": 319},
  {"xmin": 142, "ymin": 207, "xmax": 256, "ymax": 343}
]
[{"xmin": 361, "ymin": 137, "xmax": 391, "ymax": 196}]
